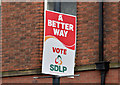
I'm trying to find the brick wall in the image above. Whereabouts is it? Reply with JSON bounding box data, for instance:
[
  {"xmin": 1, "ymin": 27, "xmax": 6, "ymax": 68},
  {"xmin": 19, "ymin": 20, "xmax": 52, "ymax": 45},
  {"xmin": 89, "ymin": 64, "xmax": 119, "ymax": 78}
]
[
  {"xmin": 76, "ymin": 2, "xmax": 119, "ymax": 66},
  {"xmin": 39, "ymin": 2, "xmax": 44, "ymax": 67},
  {"xmin": 2, "ymin": 2, "xmax": 44, "ymax": 71},
  {"xmin": 104, "ymin": 2, "xmax": 119, "ymax": 63},
  {"xmin": 118, "ymin": 2, "xmax": 120, "ymax": 68},
  {"xmin": 76, "ymin": 2, "xmax": 99, "ymax": 66},
  {"xmin": 1, "ymin": 1, "xmax": 120, "ymax": 84},
  {"xmin": 1, "ymin": 1, "xmax": 119, "ymax": 75},
  {"xmin": 118, "ymin": 2, "xmax": 120, "ymax": 83},
  {"xmin": 2, "ymin": 69, "xmax": 119, "ymax": 83}
]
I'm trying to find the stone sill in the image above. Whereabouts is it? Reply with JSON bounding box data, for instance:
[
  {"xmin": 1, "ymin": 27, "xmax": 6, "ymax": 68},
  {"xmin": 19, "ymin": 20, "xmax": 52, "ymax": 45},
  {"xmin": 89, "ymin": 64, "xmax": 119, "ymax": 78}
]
[{"xmin": 2, "ymin": 62, "xmax": 120, "ymax": 77}]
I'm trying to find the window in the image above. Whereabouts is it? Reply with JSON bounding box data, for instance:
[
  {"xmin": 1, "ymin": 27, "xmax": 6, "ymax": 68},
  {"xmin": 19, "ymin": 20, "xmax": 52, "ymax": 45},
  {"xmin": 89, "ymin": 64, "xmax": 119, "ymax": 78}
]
[{"xmin": 47, "ymin": 2, "xmax": 76, "ymax": 16}]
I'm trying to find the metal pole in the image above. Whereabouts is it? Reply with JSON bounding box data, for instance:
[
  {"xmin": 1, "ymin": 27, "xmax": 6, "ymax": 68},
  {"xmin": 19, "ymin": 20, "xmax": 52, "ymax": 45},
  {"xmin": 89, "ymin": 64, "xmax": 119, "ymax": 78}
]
[
  {"xmin": 44, "ymin": 0, "xmax": 47, "ymax": 11},
  {"xmin": 53, "ymin": 1, "xmax": 61, "ymax": 85},
  {"xmin": 53, "ymin": 76, "xmax": 60, "ymax": 85}
]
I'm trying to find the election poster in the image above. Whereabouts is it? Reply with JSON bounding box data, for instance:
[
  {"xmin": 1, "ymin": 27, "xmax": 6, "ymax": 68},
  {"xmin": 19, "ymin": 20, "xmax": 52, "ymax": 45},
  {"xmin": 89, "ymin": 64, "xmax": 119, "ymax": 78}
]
[{"xmin": 42, "ymin": 10, "xmax": 76, "ymax": 76}]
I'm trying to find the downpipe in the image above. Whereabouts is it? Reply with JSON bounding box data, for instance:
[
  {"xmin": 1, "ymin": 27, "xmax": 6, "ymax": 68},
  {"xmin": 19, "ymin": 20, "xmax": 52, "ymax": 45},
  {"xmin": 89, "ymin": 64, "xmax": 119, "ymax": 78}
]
[
  {"xmin": 101, "ymin": 71, "xmax": 106, "ymax": 85},
  {"xmin": 95, "ymin": 1, "xmax": 110, "ymax": 85}
]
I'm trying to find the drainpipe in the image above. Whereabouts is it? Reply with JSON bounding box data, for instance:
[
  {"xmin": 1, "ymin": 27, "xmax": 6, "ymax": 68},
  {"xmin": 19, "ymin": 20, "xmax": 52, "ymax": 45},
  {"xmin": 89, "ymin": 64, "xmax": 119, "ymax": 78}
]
[
  {"xmin": 99, "ymin": 0, "xmax": 104, "ymax": 62},
  {"xmin": 95, "ymin": 1, "xmax": 110, "ymax": 85}
]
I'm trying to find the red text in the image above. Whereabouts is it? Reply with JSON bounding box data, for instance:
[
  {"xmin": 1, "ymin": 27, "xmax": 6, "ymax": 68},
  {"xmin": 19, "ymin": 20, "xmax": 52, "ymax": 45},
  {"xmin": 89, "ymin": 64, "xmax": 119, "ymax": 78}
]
[{"xmin": 52, "ymin": 47, "xmax": 67, "ymax": 55}]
